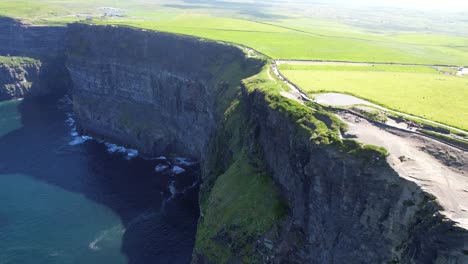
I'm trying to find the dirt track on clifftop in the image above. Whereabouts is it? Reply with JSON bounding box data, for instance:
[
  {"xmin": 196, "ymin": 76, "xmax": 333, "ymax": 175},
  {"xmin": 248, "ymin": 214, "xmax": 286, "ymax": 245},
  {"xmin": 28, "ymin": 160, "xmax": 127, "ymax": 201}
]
[
  {"xmin": 271, "ymin": 62, "xmax": 468, "ymax": 229},
  {"xmin": 337, "ymin": 111, "xmax": 468, "ymax": 229}
]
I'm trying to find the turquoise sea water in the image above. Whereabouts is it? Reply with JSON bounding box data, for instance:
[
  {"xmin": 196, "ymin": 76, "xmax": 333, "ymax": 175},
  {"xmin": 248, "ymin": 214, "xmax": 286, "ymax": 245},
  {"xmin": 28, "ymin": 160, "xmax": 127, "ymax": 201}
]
[{"xmin": 0, "ymin": 99, "xmax": 199, "ymax": 264}]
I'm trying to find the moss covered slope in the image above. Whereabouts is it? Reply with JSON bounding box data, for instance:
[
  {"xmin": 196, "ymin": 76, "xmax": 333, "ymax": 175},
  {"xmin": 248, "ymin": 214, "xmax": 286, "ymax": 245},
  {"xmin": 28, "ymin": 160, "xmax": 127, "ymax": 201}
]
[
  {"xmin": 193, "ymin": 64, "xmax": 387, "ymax": 263},
  {"xmin": 194, "ymin": 81, "xmax": 288, "ymax": 263}
]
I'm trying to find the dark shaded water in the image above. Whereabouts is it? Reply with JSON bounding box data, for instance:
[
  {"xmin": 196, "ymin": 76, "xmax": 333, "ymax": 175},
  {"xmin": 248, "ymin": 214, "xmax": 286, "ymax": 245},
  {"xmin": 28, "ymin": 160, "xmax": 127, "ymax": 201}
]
[{"xmin": 0, "ymin": 98, "xmax": 200, "ymax": 264}]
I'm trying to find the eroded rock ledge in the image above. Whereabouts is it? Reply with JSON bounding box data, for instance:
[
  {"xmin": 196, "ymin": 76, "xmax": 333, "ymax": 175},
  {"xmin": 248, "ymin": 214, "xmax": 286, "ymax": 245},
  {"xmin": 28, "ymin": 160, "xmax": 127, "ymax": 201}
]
[
  {"xmin": 0, "ymin": 17, "xmax": 70, "ymax": 101},
  {"xmin": 0, "ymin": 18, "xmax": 466, "ymax": 263},
  {"xmin": 0, "ymin": 57, "xmax": 41, "ymax": 100}
]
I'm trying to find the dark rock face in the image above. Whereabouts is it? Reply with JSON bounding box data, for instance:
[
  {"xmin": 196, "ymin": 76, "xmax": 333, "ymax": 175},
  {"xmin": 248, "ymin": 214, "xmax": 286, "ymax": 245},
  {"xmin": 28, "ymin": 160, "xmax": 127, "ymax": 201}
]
[
  {"xmin": 246, "ymin": 90, "xmax": 467, "ymax": 263},
  {"xmin": 0, "ymin": 17, "xmax": 66, "ymax": 57},
  {"xmin": 65, "ymin": 24, "xmax": 258, "ymax": 158}
]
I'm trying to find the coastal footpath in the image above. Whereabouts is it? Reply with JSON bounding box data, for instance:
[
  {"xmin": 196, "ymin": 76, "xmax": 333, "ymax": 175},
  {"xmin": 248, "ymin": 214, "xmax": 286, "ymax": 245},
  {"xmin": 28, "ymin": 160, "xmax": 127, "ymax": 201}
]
[{"xmin": 0, "ymin": 17, "xmax": 466, "ymax": 263}]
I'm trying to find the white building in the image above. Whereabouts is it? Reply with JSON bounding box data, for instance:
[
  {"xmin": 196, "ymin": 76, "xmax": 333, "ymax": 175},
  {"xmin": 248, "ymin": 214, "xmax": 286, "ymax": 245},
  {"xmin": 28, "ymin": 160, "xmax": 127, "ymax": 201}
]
[{"xmin": 457, "ymin": 67, "xmax": 468, "ymax": 76}]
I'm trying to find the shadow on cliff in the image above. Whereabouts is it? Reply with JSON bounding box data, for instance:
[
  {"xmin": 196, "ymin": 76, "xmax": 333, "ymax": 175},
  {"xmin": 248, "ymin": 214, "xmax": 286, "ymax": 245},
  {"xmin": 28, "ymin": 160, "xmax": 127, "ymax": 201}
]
[{"xmin": 0, "ymin": 98, "xmax": 200, "ymax": 264}]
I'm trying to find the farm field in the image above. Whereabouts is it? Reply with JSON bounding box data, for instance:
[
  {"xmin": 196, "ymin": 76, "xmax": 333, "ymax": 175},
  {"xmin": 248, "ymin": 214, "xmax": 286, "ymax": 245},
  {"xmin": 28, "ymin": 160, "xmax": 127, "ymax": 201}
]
[
  {"xmin": 279, "ymin": 64, "xmax": 468, "ymax": 130},
  {"xmin": 1, "ymin": 1, "xmax": 468, "ymax": 65},
  {"xmin": 1, "ymin": 0, "xmax": 468, "ymax": 130},
  {"xmin": 92, "ymin": 16, "xmax": 468, "ymax": 65}
]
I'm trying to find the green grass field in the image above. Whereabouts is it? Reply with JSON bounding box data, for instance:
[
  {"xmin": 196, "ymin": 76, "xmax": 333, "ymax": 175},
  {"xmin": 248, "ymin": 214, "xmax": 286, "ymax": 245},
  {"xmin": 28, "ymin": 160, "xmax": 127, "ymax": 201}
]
[
  {"xmin": 1, "ymin": 0, "xmax": 468, "ymax": 129},
  {"xmin": 1, "ymin": 1, "xmax": 468, "ymax": 65},
  {"xmin": 91, "ymin": 16, "xmax": 468, "ymax": 65},
  {"xmin": 279, "ymin": 64, "xmax": 468, "ymax": 130}
]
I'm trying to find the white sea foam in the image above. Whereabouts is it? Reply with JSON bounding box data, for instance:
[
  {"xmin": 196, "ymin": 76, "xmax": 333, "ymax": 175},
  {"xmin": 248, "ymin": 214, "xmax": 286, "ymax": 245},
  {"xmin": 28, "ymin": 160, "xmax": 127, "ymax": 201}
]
[
  {"xmin": 161, "ymin": 179, "xmax": 198, "ymax": 212},
  {"xmin": 154, "ymin": 156, "xmax": 167, "ymax": 160},
  {"xmin": 88, "ymin": 225, "xmax": 125, "ymax": 251},
  {"xmin": 169, "ymin": 180, "xmax": 177, "ymax": 195},
  {"xmin": 69, "ymin": 135, "xmax": 93, "ymax": 146},
  {"xmin": 181, "ymin": 180, "xmax": 198, "ymax": 193},
  {"xmin": 65, "ymin": 112, "xmax": 138, "ymax": 159},
  {"xmin": 161, "ymin": 181, "xmax": 177, "ymax": 211},
  {"xmin": 65, "ymin": 117, "xmax": 75, "ymax": 126},
  {"xmin": 103, "ymin": 143, "xmax": 139, "ymax": 159},
  {"xmin": 171, "ymin": 166, "xmax": 185, "ymax": 174},
  {"xmin": 155, "ymin": 164, "xmax": 169, "ymax": 172},
  {"xmin": 173, "ymin": 157, "xmax": 197, "ymax": 166},
  {"xmin": 65, "ymin": 110, "xmax": 92, "ymax": 146},
  {"xmin": 88, "ymin": 232, "xmax": 106, "ymax": 251},
  {"xmin": 105, "ymin": 142, "xmax": 126, "ymax": 153},
  {"xmin": 62, "ymin": 97, "xmax": 139, "ymax": 158},
  {"xmin": 126, "ymin": 149, "xmax": 139, "ymax": 159}
]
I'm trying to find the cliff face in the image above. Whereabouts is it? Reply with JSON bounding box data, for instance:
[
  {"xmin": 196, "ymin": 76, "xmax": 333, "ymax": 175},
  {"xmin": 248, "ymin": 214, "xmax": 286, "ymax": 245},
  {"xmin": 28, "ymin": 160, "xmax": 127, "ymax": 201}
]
[
  {"xmin": 245, "ymin": 89, "xmax": 467, "ymax": 263},
  {"xmin": 0, "ymin": 17, "xmax": 66, "ymax": 57},
  {"xmin": 65, "ymin": 24, "xmax": 467, "ymax": 264},
  {"xmin": 65, "ymin": 24, "xmax": 261, "ymax": 158},
  {"xmin": 1, "ymin": 18, "xmax": 465, "ymax": 263}
]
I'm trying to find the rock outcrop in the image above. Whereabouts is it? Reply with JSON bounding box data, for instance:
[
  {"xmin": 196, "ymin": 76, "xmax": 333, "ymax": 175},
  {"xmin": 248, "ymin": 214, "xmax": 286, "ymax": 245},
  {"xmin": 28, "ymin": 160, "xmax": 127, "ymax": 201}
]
[
  {"xmin": 0, "ymin": 58, "xmax": 41, "ymax": 100},
  {"xmin": 0, "ymin": 56, "xmax": 70, "ymax": 101},
  {"xmin": 0, "ymin": 18, "xmax": 70, "ymax": 100}
]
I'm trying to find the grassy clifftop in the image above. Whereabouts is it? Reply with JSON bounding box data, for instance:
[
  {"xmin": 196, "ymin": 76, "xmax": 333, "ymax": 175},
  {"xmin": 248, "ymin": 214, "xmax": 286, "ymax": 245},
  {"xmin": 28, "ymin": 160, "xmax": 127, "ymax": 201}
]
[
  {"xmin": 0, "ymin": 56, "xmax": 40, "ymax": 67},
  {"xmin": 279, "ymin": 64, "xmax": 468, "ymax": 130},
  {"xmin": 2, "ymin": 1, "xmax": 468, "ymax": 65}
]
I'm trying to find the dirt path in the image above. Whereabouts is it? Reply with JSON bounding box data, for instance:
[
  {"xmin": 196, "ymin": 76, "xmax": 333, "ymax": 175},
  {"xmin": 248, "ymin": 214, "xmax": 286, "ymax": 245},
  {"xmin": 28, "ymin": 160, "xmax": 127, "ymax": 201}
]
[
  {"xmin": 273, "ymin": 62, "xmax": 468, "ymax": 229},
  {"xmin": 271, "ymin": 60, "xmax": 467, "ymax": 135},
  {"xmin": 338, "ymin": 112, "xmax": 468, "ymax": 229},
  {"xmin": 314, "ymin": 93, "xmax": 380, "ymax": 107},
  {"xmin": 271, "ymin": 63, "xmax": 312, "ymax": 102},
  {"xmin": 277, "ymin": 60, "xmax": 375, "ymax": 66},
  {"xmin": 314, "ymin": 92, "xmax": 467, "ymax": 135},
  {"xmin": 266, "ymin": 66, "xmax": 277, "ymax": 84}
]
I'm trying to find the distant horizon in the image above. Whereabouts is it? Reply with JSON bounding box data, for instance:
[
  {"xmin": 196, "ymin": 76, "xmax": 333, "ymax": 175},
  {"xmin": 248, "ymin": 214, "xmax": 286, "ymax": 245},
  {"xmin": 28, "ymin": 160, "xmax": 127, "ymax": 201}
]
[{"xmin": 297, "ymin": 0, "xmax": 468, "ymax": 12}]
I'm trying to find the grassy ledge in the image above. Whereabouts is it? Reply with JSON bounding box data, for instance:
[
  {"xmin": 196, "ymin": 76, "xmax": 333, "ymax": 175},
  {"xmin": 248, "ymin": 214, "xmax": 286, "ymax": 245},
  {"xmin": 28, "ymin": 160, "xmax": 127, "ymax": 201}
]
[
  {"xmin": 0, "ymin": 56, "xmax": 41, "ymax": 67},
  {"xmin": 196, "ymin": 151, "xmax": 287, "ymax": 263},
  {"xmin": 195, "ymin": 67, "xmax": 288, "ymax": 263}
]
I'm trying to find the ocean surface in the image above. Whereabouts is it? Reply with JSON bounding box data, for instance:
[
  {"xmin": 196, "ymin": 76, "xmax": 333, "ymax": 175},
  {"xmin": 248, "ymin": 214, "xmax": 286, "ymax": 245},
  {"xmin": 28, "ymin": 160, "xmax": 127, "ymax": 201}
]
[{"xmin": 0, "ymin": 98, "xmax": 200, "ymax": 264}]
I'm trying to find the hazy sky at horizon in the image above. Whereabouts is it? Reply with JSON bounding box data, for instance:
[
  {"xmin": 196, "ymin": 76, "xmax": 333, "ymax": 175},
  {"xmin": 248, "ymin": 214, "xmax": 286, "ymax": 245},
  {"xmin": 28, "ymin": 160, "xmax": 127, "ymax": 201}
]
[{"xmin": 306, "ymin": 0, "xmax": 468, "ymax": 11}]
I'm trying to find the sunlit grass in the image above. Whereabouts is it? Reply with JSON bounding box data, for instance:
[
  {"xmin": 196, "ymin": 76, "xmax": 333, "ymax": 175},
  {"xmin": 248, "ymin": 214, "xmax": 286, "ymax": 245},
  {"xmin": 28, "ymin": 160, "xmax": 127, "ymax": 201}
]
[
  {"xmin": 1, "ymin": 1, "xmax": 467, "ymax": 65},
  {"xmin": 280, "ymin": 64, "xmax": 468, "ymax": 130}
]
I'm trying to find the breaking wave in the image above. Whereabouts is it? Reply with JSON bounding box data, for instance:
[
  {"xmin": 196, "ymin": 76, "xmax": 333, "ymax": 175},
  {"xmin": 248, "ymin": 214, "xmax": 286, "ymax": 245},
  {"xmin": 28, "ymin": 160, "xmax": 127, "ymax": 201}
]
[{"xmin": 60, "ymin": 96, "xmax": 139, "ymax": 159}]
